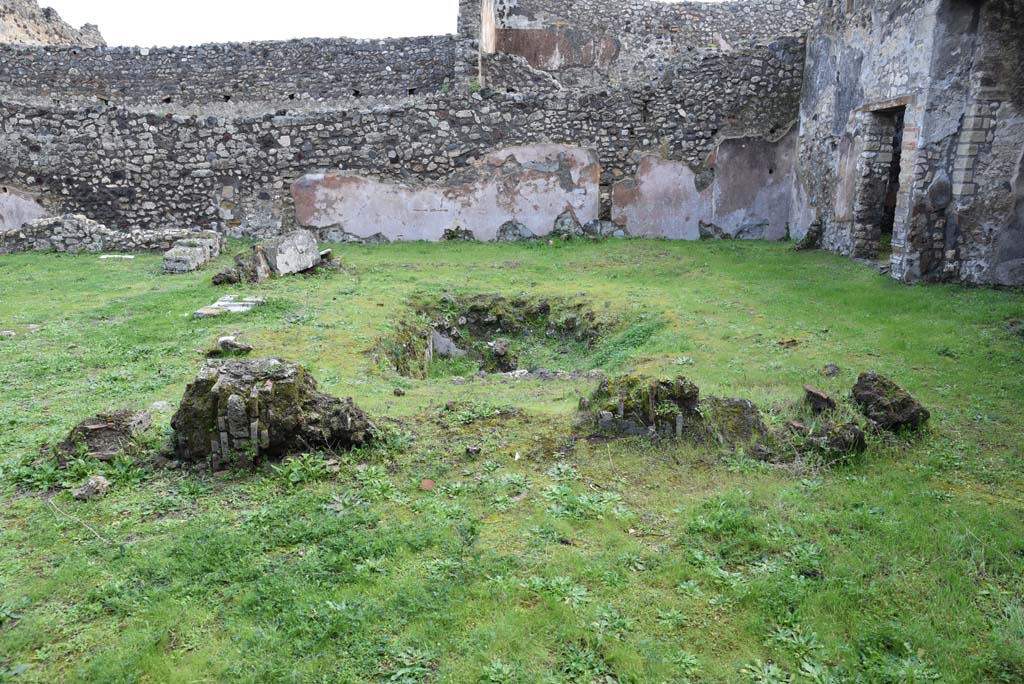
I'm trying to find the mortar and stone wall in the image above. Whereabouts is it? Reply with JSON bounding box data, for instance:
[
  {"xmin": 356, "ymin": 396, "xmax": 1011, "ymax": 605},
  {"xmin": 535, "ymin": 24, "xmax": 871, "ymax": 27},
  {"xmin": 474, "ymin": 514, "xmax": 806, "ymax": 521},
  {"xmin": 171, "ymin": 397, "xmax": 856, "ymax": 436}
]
[
  {"xmin": 0, "ymin": 36, "xmax": 476, "ymax": 110},
  {"xmin": 790, "ymin": 0, "xmax": 1024, "ymax": 286},
  {"xmin": 0, "ymin": 36, "xmax": 806, "ymax": 241},
  {"xmin": 482, "ymin": 0, "xmax": 816, "ymax": 86}
]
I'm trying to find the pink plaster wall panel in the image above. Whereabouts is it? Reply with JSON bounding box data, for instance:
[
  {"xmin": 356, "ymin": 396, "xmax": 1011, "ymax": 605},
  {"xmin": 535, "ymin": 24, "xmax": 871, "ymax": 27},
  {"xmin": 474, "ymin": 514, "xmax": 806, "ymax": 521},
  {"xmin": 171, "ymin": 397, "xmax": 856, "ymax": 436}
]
[
  {"xmin": 612, "ymin": 130, "xmax": 797, "ymax": 240},
  {"xmin": 0, "ymin": 187, "xmax": 48, "ymax": 232},
  {"xmin": 292, "ymin": 145, "xmax": 599, "ymax": 241},
  {"xmin": 610, "ymin": 157, "xmax": 710, "ymax": 240}
]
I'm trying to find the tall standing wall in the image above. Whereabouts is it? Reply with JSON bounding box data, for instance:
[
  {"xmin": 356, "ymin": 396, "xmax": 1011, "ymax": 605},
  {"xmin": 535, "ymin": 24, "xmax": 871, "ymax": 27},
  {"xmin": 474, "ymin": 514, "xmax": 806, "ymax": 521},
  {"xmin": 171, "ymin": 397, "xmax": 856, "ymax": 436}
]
[
  {"xmin": 791, "ymin": 0, "xmax": 1024, "ymax": 285},
  {"xmin": 0, "ymin": 35, "xmax": 806, "ymax": 238}
]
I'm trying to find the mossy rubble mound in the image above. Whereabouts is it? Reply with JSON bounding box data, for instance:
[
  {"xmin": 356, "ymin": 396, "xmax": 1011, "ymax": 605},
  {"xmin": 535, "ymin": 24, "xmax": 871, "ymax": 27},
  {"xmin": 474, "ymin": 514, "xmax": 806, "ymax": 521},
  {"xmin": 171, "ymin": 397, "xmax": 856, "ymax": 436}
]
[
  {"xmin": 852, "ymin": 371, "xmax": 931, "ymax": 432},
  {"xmin": 171, "ymin": 358, "xmax": 375, "ymax": 469},
  {"xmin": 587, "ymin": 374, "xmax": 703, "ymax": 437}
]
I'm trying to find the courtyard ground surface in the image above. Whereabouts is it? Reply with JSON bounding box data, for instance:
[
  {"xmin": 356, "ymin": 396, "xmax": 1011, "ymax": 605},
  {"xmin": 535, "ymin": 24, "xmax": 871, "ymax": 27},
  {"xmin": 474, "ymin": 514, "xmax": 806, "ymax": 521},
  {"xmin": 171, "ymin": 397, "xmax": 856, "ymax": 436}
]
[{"xmin": 1, "ymin": 239, "xmax": 1022, "ymax": 683}]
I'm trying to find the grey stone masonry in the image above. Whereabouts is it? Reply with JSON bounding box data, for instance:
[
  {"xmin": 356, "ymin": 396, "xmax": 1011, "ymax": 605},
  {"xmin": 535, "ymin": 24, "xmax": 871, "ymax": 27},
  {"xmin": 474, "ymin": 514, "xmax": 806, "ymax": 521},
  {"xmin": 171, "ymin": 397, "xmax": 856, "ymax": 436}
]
[
  {"xmin": 0, "ymin": 214, "xmax": 223, "ymax": 254},
  {"xmin": 0, "ymin": 37, "xmax": 805, "ymax": 236},
  {"xmin": 162, "ymin": 231, "xmax": 225, "ymax": 273},
  {"xmin": 0, "ymin": 36, "xmax": 476, "ymax": 109}
]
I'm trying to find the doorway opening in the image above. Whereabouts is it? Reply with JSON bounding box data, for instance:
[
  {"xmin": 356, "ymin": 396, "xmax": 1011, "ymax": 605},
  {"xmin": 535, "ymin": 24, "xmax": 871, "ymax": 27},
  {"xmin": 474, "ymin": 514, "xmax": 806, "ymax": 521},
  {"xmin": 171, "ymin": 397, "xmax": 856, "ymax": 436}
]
[{"xmin": 852, "ymin": 106, "xmax": 907, "ymax": 259}]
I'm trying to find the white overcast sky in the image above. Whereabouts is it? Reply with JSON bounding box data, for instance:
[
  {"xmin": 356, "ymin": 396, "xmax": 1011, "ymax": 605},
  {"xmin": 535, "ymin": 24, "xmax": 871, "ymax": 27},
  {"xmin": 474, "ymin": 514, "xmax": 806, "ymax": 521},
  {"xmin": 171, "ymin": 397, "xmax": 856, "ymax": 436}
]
[{"xmin": 42, "ymin": 0, "xmax": 462, "ymax": 46}]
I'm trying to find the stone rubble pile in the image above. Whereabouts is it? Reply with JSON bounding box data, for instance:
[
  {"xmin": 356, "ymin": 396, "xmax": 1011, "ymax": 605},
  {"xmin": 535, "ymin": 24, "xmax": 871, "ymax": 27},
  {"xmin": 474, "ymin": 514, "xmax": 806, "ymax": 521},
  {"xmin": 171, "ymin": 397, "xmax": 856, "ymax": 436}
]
[
  {"xmin": 0, "ymin": 214, "xmax": 219, "ymax": 255},
  {"xmin": 582, "ymin": 371, "xmax": 929, "ymax": 460},
  {"xmin": 213, "ymin": 229, "xmax": 329, "ymax": 284},
  {"xmin": 170, "ymin": 358, "xmax": 375, "ymax": 469}
]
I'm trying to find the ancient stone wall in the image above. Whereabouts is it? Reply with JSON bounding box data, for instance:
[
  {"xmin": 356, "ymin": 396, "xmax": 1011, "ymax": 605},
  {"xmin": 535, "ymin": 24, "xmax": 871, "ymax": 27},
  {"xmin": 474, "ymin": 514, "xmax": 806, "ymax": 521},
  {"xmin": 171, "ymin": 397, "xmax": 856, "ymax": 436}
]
[
  {"xmin": 791, "ymin": 0, "xmax": 1024, "ymax": 286},
  {"xmin": 484, "ymin": 0, "xmax": 816, "ymax": 86},
  {"xmin": 0, "ymin": 36, "xmax": 476, "ymax": 109},
  {"xmin": 0, "ymin": 37, "xmax": 805, "ymax": 239}
]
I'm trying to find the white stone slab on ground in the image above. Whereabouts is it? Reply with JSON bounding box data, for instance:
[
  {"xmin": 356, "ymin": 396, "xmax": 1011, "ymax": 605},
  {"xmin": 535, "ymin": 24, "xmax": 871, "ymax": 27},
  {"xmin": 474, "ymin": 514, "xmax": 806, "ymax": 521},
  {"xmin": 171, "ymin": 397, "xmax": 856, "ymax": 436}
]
[{"xmin": 194, "ymin": 295, "xmax": 266, "ymax": 318}]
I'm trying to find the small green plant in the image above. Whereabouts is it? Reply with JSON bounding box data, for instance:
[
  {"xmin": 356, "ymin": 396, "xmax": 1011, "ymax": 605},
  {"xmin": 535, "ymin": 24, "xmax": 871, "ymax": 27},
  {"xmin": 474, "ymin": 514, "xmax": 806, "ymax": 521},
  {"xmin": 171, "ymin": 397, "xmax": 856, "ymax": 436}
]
[
  {"xmin": 740, "ymin": 659, "xmax": 792, "ymax": 684},
  {"xmin": 670, "ymin": 650, "xmax": 701, "ymax": 680},
  {"xmin": 442, "ymin": 400, "xmax": 514, "ymax": 426},
  {"xmin": 559, "ymin": 642, "xmax": 617, "ymax": 684},
  {"xmin": 378, "ymin": 645, "xmax": 436, "ymax": 683},
  {"xmin": 543, "ymin": 484, "xmax": 628, "ymax": 520},
  {"xmin": 356, "ymin": 464, "xmax": 396, "ymax": 501},
  {"xmin": 545, "ymin": 462, "xmax": 578, "ymax": 481},
  {"xmin": 769, "ymin": 624, "xmax": 823, "ymax": 657},
  {"xmin": 591, "ymin": 605, "xmax": 634, "ymax": 641},
  {"xmin": 105, "ymin": 453, "xmax": 148, "ymax": 486},
  {"xmin": 521, "ymin": 576, "xmax": 589, "ymax": 608},
  {"xmin": 655, "ymin": 607, "xmax": 687, "ymax": 629},
  {"xmin": 480, "ymin": 659, "xmax": 519, "ymax": 684},
  {"xmin": 271, "ymin": 452, "xmax": 328, "ymax": 490}
]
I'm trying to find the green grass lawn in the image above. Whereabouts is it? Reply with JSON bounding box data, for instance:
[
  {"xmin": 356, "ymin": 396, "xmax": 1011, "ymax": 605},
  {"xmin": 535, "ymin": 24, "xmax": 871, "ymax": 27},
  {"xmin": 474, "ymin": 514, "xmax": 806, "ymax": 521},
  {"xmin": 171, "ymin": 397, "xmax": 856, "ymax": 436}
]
[{"xmin": 0, "ymin": 239, "xmax": 1022, "ymax": 684}]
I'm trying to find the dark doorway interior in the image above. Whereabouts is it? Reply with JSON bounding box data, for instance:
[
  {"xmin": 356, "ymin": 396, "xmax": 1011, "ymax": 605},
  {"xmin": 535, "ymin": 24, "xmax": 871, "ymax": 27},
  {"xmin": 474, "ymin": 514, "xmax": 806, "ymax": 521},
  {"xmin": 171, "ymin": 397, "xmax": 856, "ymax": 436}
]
[{"xmin": 878, "ymin": 108, "xmax": 905, "ymax": 259}]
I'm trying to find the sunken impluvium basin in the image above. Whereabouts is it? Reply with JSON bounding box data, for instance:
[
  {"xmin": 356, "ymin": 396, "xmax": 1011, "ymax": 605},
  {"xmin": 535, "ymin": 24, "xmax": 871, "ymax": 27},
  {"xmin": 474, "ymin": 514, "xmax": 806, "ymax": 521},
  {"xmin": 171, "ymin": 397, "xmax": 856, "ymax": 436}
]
[{"xmin": 378, "ymin": 293, "xmax": 607, "ymax": 379}]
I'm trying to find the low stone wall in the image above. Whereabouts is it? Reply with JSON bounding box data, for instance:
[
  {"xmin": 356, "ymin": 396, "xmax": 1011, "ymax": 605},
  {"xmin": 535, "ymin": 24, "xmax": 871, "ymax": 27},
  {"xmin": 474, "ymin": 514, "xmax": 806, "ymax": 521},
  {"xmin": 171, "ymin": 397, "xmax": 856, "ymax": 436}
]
[{"xmin": 0, "ymin": 214, "xmax": 213, "ymax": 253}]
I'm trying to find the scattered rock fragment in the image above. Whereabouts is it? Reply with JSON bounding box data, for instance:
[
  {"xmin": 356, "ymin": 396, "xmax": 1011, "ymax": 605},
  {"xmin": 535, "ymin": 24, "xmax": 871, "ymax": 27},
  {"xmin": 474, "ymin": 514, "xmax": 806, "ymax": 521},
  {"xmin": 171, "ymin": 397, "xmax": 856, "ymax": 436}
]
[
  {"xmin": 803, "ymin": 385, "xmax": 836, "ymax": 414},
  {"xmin": 420, "ymin": 478, "xmax": 435, "ymax": 491},
  {"xmin": 552, "ymin": 210, "xmax": 584, "ymax": 238},
  {"xmin": 170, "ymin": 358, "xmax": 375, "ymax": 468},
  {"xmin": 0, "ymin": 330, "xmax": 15, "ymax": 339},
  {"xmin": 495, "ymin": 220, "xmax": 535, "ymax": 242},
  {"xmin": 582, "ymin": 219, "xmax": 626, "ymax": 238},
  {"xmin": 483, "ymin": 337, "xmax": 518, "ymax": 373},
  {"xmin": 393, "ymin": 387, "xmax": 406, "ymax": 397},
  {"xmin": 430, "ymin": 329, "xmax": 467, "ymax": 359},
  {"xmin": 813, "ymin": 421, "xmax": 867, "ymax": 454},
  {"xmin": 822, "ymin": 364, "xmax": 841, "ymax": 378},
  {"xmin": 73, "ymin": 475, "xmax": 110, "ymax": 501},
  {"xmin": 465, "ymin": 445, "xmax": 482, "ymax": 458},
  {"xmin": 852, "ymin": 372, "xmax": 930, "ymax": 432},
  {"xmin": 99, "ymin": 254, "xmax": 134, "ymax": 260},
  {"xmin": 442, "ymin": 226, "xmax": 476, "ymax": 241},
  {"xmin": 207, "ymin": 335, "xmax": 254, "ymax": 357},
  {"xmin": 56, "ymin": 409, "xmax": 152, "ymax": 465}
]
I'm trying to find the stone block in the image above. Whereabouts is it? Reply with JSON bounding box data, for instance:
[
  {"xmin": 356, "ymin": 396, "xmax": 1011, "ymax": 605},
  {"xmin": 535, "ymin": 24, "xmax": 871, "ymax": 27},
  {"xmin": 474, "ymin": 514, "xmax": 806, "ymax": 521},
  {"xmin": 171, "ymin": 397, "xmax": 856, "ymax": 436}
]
[
  {"xmin": 163, "ymin": 243, "xmax": 210, "ymax": 273},
  {"xmin": 263, "ymin": 229, "xmax": 321, "ymax": 275},
  {"xmin": 194, "ymin": 295, "xmax": 266, "ymax": 318}
]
